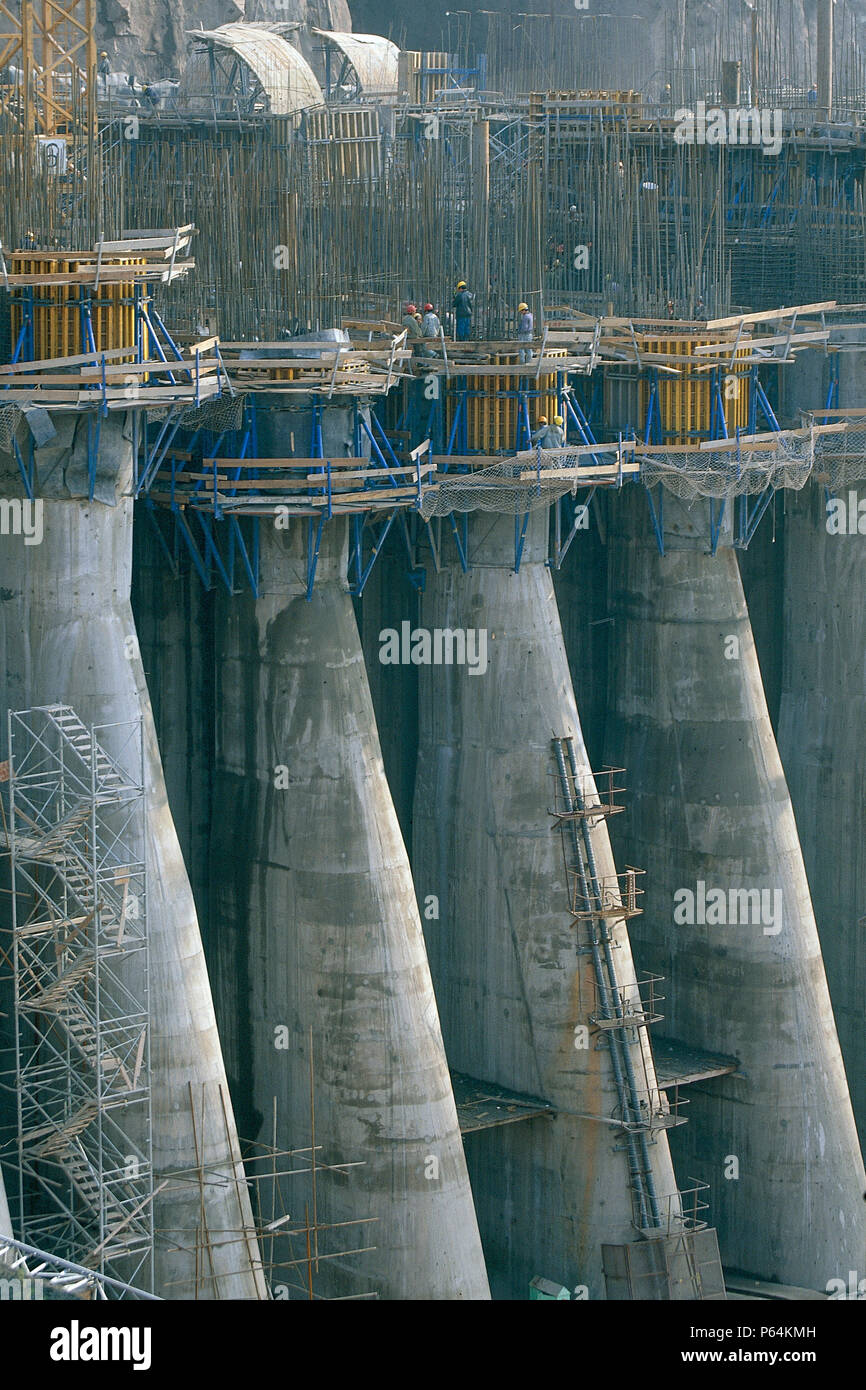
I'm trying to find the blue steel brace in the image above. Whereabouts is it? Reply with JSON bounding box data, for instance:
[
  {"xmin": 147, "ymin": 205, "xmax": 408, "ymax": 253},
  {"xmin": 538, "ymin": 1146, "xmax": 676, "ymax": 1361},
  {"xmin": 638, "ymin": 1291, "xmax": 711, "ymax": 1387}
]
[
  {"xmin": 311, "ymin": 400, "xmax": 324, "ymax": 458},
  {"xmin": 369, "ymin": 411, "xmax": 404, "ymax": 471},
  {"xmin": 194, "ymin": 512, "xmax": 233, "ymax": 592},
  {"xmin": 516, "ymin": 391, "xmax": 532, "ymax": 450},
  {"xmin": 143, "ymin": 498, "xmax": 179, "ymax": 577},
  {"xmin": 824, "ymin": 356, "xmax": 839, "ymax": 420},
  {"xmin": 747, "ymin": 366, "xmax": 759, "ymax": 435},
  {"xmin": 12, "ymin": 437, "xmax": 34, "ymax": 500},
  {"xmin": 359, "ymin": 412, "xmax": 401, "ymax": 482},
  {"xmin": 514, "ymin": 509, "xmax": 531, "ymax": 572},
  {"xmin": 398, "ymin": 511, "xmax": 425, "ymax": 590},
  {"xmin": 87, "ymin": 412, "xmax": 101, "ymax": 501},
  {"xmin": 551, "ymin": 488, "xmax": 597, "ymax": 568},
  {"xmin": 171, "ymin": 504, "xmax": 212, "ymax": 589},
  {"xmin": 446, "ymin": 387, "xmax": 466, "ymax": 457},
  {"xmin": 644, "ymin": 373, "xmax": 662, "ymax": 444},
  {"xmin": 821, "ymin": 359, "xmax": 840, "ymax": 512},
  {"xmin": 645, "ymin": 482, "xmax": 665, "ymax": 556},
  {"xmin": 349, "ymin": 513, "xmax": 363, "ymax": 592},
  {"xmin": 354, "ymin": 509, "xmax": 399, "ymax": 598},
  {"xmin": 306, "ymin": 514, "xmax": 325, "ymax": 600},
  {"xmin": 709, "ymin": 498, "xmax": 727, "ymax": 555},
  {"xmin": 149, "ymin": 307, "xmax": 186, "ymax": 364},
  {"xmin": 737, "ymin": 484, "xmax": 776, "ymax": 549},
  {"xmin": 448, "ymin": 511, "xmax": 469, "ymax": 571},
  {"xmin": 136, "ymin": 405, "xmax": 183, "ymax": 497},
  {"xmin": 229, "ymin": 514, "xmax": 258, "ymax": 594},
  {"xmin": 754, "ymin": 376, "xmax": 782, "ymax": 433}
]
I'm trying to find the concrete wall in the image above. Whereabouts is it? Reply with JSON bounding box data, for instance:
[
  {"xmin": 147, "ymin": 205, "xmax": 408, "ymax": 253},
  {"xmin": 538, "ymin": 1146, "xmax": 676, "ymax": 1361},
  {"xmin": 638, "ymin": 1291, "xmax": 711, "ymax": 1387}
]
[
  {"xmin": 206, "ymin": 402, "xmax": 489, "ymax": 1300},
  {"xmin": 776, "ymin": 328, "xmax": 866, "ymax": 1148},
  {"xmin": 412, "ymin": 508, "xmax": 684, "ymax": 1300},
  {"xmin": 602, "ymin": 486, "xmax": 866, "ymax": 1291},
  {"xmin": 0, "ymin": 414, "xmax": 265, "ymax": 1299}
]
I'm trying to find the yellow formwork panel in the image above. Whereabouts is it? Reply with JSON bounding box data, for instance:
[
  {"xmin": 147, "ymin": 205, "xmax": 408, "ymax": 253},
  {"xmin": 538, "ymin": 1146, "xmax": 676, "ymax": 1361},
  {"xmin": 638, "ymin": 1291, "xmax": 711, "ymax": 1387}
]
[
  {"xmin": 10, "ymin": 255, "xmax": 145, "ymax": 364},
  {"xmin": 638, "ymin": 335, "xmax": 749, "ymax": 443},
  {"xmin": 447, "ymin": 348, "xmax": 566, "ymax": 453}
]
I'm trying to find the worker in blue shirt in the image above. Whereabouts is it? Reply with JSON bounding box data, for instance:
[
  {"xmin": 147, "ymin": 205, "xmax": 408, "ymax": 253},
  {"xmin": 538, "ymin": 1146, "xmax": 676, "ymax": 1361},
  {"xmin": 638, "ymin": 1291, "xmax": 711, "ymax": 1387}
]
[
  {"xmin": 531, "ymin": 414, "xmax": 565, "ymax": 449},
  {"xmin": 517, "ymin": 302, "xmax": 534, "ymax": 362},
  {"xmin": 452, "ymin": 281, "xmax": 475, "ymax": 340}
]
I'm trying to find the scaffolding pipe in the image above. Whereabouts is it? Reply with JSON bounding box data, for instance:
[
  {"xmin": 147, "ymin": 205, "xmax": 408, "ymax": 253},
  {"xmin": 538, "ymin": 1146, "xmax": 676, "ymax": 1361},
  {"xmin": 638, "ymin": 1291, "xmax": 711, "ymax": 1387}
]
[
  {"xmin": 552, "ymin": 738, "xmax": 655, "ymax": 1230},
  {"xmin": 564, "ymin": 736, "xmax": 663, "ymax": 1229}
]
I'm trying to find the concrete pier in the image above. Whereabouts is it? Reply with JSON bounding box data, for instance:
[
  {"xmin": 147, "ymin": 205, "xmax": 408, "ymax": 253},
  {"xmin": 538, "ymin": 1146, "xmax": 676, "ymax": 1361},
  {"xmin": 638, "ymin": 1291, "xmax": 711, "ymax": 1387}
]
[
  {"xmin": 412, "ymin": 510, "xmax": 683, "ymax": 1300},
  {"xmin": 773, "ymin": 333, "xmax": 866, "ymax": 1148},
  {"xmin": 0, "ymin": 415, "xmax": 265, "ymax": 1299},
  {"xmin": 603, "ymin": 487, "xmax": 866, "ymax": 1291},
  {"xmin": 207, "ymin": 404, "xmax": 489, "ymax": 1300}
]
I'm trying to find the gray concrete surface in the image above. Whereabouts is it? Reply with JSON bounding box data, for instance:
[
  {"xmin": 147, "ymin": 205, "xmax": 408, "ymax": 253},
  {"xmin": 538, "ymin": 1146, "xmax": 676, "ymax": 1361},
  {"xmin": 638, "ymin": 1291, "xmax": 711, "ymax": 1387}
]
[
  {"xmin": 603, "ymin": 486, "xmax": 866, "ymax": 1291},
  {"xmin": 412, "ymin": 508, "xmax": 684, "ymax": 1300},
  {"xmin": 207, "ymin": 403, "xmax": 489, "ymax": 1300},
  {"xmin": 0, "ymin": 415, "xmax": 266, "ymax": 1299}
]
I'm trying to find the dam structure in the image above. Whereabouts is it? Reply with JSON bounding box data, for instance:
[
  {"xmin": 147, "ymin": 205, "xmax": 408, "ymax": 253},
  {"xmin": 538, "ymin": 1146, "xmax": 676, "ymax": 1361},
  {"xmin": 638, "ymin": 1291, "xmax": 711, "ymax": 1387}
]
[{"xmin": 0, "ymin": 0, "xmax": 864, "ymax": 1303}]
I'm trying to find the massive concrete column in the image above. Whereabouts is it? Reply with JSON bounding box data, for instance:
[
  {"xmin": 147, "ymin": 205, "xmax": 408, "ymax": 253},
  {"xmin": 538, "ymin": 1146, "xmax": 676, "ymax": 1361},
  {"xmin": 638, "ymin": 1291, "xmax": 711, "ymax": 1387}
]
[
  {"xmin": 132, "ymin": 520, "xmax": 214, "ymax": 937},
  {"xmin": 0, "ymin": 414, "xmax": 265, "ymax": 1299},
  {"xmin": 777, "ymin": 331, "xmax": 866, "ymax": 1148},
  {"xmin": 413, "ymin": 510, "xmax": 684, "ymax": 1301},
  {"xmin": 604, "ymin": 487, "xmax": 866, "ymax": 1291},
  {"xmin": 208, "ymin": 407, "xmax": 489, "ymax": 1300}
]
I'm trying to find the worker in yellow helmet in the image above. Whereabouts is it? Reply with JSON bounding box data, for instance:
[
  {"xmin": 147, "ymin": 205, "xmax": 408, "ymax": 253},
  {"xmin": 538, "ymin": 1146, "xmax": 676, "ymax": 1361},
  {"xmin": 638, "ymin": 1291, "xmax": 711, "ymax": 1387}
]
[
  {"xmin": 98, "ymin": 50, "xmax": 111, "ymax": 76},
  {"xmin": 452, "ymin": 280, "xmax": 475, "ymax": 341},
  {"xmin": 517, "ymin": 300, "xmax": 534, "ymax": 363},
  {"xmin": 531, "ymin": 413, "xmax": 565, "ymax": 449}
]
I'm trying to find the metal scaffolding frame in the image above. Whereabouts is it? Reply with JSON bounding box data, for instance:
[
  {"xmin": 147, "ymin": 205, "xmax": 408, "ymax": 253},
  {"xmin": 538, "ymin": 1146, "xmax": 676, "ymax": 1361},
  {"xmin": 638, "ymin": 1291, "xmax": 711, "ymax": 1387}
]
[{"xmin": 2, "ymin": 703, "xmax": 153, "ymax": 1295}]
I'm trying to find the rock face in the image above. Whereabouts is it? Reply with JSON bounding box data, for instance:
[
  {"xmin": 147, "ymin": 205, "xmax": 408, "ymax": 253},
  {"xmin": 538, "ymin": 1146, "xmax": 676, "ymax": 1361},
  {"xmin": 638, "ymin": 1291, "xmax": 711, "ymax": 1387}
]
[
  {"xmin": 348, "ymin": 0, "xmax": 816, "ymax": 86},
  {"xmin": 95, "ymin": 0, "xmax": 352, "ymax": 78}
]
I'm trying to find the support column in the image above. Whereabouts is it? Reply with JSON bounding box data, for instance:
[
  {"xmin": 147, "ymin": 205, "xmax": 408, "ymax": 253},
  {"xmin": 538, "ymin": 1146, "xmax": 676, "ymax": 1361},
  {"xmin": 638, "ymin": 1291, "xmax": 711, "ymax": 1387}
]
[
  {"xmin": 777, "ymin": 330, "xmax": 866, "ymax": 1148},
  {"xmin": 0, "ymin": 415, "xmax": 265, "ymax": 1299},
  {"xmin": 413, "ymin": 510, "xmax": 683, "ymax": 1300},
  {"xmin": 604, "ymin": 487, "xmax": 866, "ymax": 1291},
  {"xmin": 208, "ymin": 428, "xmax": 489, "ymax": 1299}
]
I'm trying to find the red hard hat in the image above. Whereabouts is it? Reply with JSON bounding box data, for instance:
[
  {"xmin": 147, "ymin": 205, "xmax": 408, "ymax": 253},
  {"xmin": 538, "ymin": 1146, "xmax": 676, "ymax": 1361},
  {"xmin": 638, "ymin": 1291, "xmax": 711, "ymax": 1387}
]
[
  {"xmin": 424, "ymin": 303, "xmax": 433, "ymax": 312},
  {"xmin": 405, "ymin": 303, "xmax": 417, "ymax": 315}
]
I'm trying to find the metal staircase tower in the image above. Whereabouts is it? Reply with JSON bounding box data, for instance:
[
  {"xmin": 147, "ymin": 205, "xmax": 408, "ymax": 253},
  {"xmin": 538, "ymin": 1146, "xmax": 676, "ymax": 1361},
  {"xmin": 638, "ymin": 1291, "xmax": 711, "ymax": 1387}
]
[{"xmin": 3, "ymin": 704, "xmax": 153, "ymax": 1295}]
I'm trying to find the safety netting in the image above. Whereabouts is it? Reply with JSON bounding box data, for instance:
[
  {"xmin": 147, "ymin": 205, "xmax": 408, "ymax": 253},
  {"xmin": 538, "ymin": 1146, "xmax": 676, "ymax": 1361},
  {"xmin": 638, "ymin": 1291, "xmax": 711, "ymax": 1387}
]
[
  {"xmin": 635, "ymin": 429, "xmax": 814, "ymax": 501},
  {"xmin": 810, "ymin": 420, "xmax": 866, "ymax": 489},
  {"xmin": 144, "ymin": 392, "xmax": 247, "ymax": 435},
  {"xmin": 419, "ymin": 447, "xmax": 618, "ymax": 519},
  {"xmin": 0, "ymin": 403, "xmax": 21, "ymax": 454}
]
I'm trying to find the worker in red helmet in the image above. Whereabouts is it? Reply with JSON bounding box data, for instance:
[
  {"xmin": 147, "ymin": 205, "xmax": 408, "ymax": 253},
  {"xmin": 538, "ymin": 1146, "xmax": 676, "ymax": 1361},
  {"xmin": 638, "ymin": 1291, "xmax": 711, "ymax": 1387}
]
[
  {"xmin": 402, "ymin": 301, "xmax": 424, "ymax": 357},
  {"xmin": 421, "ymin": 301, "xmax": 442, "ymax": 357}
]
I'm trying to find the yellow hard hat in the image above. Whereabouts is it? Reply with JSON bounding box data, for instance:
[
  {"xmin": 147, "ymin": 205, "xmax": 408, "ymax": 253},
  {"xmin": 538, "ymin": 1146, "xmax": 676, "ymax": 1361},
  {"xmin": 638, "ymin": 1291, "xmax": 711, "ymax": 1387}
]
[
  {"xmin": 456, "ymin": 280, "xmax": 467, "ymax": 289},
  {"xmin": 518, "ymin": 302, "xmax": 528, "ymax": 312},
  {"xmin": 100, "ymin": 50, "xmax": 108, "ymax": 57},
  {"xmin": 537, "ymin": 415, "xmax": 548, "ymax": 425},
  {"xmin": 553, "ymin": 414, "xmax": 564, "ymax": 426}
]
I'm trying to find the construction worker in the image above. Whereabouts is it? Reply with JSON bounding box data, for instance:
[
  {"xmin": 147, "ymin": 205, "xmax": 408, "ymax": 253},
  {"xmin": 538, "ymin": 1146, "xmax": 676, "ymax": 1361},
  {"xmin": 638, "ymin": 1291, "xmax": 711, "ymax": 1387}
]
[
  {"xmin": 98, "ymin": 50, "xmax": 111, "ymax": 77},
  {"xmin": 531, "ymin": 414, "xmax": 565, "ymax": 449},
  {"xmin": 517, "ymin": 301, "xmax": 534, "ymax": 363},
  {"xmin": 452, "ymin": 280, "xmax": 474, "ymax": 341},
  {"xmin": 401, "ymin": 302, "xmax": 424, "ymax": 357},
  {"xmin": 420, "ymin": 302, "xmax": 442, "ymax": 358},
  {"xmin": 421, "ymin": 302, "xmax": 441, "ymax": 338}
]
